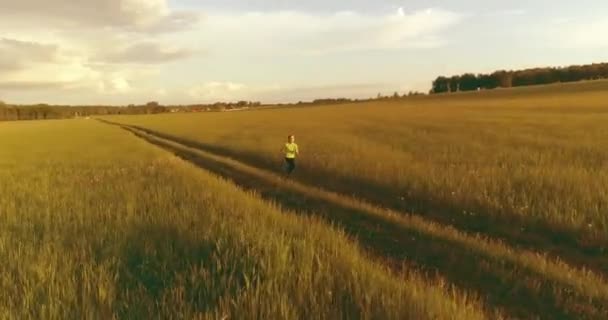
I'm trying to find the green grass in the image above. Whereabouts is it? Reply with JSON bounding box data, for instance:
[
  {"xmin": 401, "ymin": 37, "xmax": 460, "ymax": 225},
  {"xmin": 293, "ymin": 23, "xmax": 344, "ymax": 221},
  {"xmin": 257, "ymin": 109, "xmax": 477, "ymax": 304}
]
[
  {"xmin": 0, "ymin": 120, "xmax": 487, "ymax": 319},
  {"xmin": 109, "ymin": 80, "xmax": 608, "ymax": 266}
]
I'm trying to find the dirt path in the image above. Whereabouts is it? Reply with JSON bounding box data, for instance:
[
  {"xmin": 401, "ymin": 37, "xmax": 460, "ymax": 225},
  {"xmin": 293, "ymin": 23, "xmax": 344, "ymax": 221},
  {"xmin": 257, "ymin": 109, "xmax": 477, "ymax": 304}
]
[
  {"xmin": 101, "ymin": 120, "xmax": 608, "ymax": 320},
  {"xmin": 101, "ymin": 124, "xmax": 608, "ymax": 279}
]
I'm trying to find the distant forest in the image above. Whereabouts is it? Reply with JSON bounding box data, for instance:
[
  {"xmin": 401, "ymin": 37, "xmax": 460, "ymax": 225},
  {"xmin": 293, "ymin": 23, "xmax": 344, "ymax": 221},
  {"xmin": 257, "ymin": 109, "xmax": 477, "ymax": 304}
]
[
  {"xmin": 1, "ymin": 62, "xmax": 607, "ymax": 121},
  {"xmin": 0, "ymin": 101, "xmax": 261, "ymax": 121},
  {"xmin": 431, "ymin": 62, "xmax": 608, "ymax": 93}
]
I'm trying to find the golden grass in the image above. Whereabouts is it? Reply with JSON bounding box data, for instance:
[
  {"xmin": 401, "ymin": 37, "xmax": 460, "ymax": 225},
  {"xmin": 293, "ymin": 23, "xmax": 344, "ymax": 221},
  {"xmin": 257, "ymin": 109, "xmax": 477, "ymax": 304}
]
[
  {"xmin": 109, "ymin": 80, "xmax": 608, "ymax": 266},
  {"xmin": 115, "ymin": 124, "xmax": 608, "ymax": 319},
  {"xmin": 0, "ymin": 120, "xmax": 488, "ymax": 319}
]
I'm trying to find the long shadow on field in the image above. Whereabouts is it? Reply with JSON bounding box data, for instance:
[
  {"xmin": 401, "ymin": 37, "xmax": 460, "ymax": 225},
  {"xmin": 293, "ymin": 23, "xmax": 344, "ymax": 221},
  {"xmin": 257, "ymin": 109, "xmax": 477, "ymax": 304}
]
[
  {"xmin": 113, "ymin": 123, "xmax": 608, "ymax": 277},
  {"xmin": 113, "ymin": 122, "xmax": 608, "ymax": 320},
  {"xmin": 115, "ymin": 224, "xmax": 256, "ymax": 319}
]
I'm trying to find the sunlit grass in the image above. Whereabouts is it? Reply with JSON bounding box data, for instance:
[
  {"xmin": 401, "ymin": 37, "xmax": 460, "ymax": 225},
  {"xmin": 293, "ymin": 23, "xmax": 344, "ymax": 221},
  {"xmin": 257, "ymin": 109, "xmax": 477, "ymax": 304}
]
[
  {"xmin": 0, "ymin": 120, "xmax": 487, "ymax": 319},
  {"xmin": 111, "ymin": 80, "xmax": 608, "ymax": 252},
  {"xmin": 122, "ymin": 125, "xmax": 608, "ymax": 319}
]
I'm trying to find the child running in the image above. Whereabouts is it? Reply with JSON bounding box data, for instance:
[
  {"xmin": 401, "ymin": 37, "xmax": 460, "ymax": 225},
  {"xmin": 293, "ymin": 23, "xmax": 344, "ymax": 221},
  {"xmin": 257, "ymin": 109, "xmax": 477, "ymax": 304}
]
[{"xmin": 281, "ymin": 135, "xmax": 299, "ymax": 176}]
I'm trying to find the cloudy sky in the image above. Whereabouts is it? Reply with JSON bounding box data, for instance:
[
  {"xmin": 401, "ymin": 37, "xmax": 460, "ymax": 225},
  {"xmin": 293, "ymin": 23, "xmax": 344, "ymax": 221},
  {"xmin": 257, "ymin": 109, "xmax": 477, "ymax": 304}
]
[{"xmin": 1, "ymin": 0, "xmax": 607, "ymax": 105}]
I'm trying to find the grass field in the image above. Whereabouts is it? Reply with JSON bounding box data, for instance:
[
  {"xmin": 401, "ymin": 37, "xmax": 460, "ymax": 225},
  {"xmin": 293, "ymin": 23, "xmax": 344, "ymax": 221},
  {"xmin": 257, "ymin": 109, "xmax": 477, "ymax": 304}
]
[
  {"xmin": 3, "ymin": 80, "xmax": 608, "ymax": 319},
  {"xmin": 0, "ymin": 120, "xmax": 488, "ymax": 319},
  {"xmin": 111, "ymin": 80, "xmax": 608, "ymax": 264},
  {"xmin": 104, "ymin": 80, "xmax": 608, "ymax": 318}
]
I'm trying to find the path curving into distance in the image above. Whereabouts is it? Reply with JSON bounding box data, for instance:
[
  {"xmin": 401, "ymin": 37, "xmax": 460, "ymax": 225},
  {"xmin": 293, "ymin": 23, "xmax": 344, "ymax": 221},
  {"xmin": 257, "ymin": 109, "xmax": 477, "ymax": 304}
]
[{"xmin": 100, "ymin": 119, "xmax": 608, "ymax": 320}]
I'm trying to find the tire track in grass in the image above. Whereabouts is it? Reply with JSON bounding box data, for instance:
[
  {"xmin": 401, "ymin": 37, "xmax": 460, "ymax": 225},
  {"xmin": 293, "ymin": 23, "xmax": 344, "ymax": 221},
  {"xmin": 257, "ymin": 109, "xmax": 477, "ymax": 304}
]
[
  {"xmin": 102, "ymin": 121, "xmax": 608, "ymax": 278},
  {"xmin": 101, "ymin": 120, "xmax": 608, "ymax": 320}
]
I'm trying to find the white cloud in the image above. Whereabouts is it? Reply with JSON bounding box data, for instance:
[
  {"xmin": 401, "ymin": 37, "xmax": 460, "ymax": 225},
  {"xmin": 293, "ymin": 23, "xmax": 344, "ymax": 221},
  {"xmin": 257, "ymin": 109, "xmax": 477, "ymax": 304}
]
[
  {"xmin": 201, "ymin": 8, "xmax": 462, "ymax": 55},
  {"xmin": 0, "ymin": 36, "xmax": 169, "ymax": 96},
  {"xmin": 184, "ymin": 81, "xmax": 395, "ymax": 104},
  {"xmin": 0, "ymin": 81, "xmax": 69, "ymax": 91},
  {"xmin": 549, "ymin": 18, "xmax": 608, "ymax": 49},
  {"xmin": 97, "ymin": 77, "xmax": 132, "ymax": 94},
  {"xmin": 0, "ymin": 0, "xmax": 200, "ymax": 98},
  {"xmin": 481, "ymin": 9, "xmax": 527, "ymax": 17},
  {"xmin": 0, "ymin": 38, "xmax": 99, "ymax": 90},
  {"xmin": 0, "ymin": 4, "xmax": 463, "ymax": 104},
  {"xmin": 188, "ymin": 82, "xmax": 249, "ymax": 101},
  {"xmin": 0, "ymin": 38, "xmax": 61, "ymax": 71},
  {"xmin": 0, "ymin": 0, "xmax": 199, "ymax": 32},
  {"xmin": 99, "ymin": 41, "xmax": 195, "ymax": 64}
]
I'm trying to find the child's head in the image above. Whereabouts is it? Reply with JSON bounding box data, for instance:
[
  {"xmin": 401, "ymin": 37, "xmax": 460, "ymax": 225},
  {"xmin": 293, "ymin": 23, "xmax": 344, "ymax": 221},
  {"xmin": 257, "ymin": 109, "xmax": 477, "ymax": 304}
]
[{"xmin": 288, "ymin": 135, "xmax": 295, "ymax": 143}]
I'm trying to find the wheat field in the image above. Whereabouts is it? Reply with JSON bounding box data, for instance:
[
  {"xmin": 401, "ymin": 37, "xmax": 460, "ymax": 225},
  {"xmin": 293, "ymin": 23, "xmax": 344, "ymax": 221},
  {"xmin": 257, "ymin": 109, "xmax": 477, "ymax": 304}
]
[
  {"xmin": 0, "ymin": 120, "xmax": 489, "ymax": 319},
  {"xmin": 107, "ymin": 81, "xmax": 608, "ymax": 318},
  {"xmin": 113, "ymin": 80, "xmax": 608, "ymax": 256},
  {"xmin": 2, "ymin": 80, "xmax": 608, "ymax": 319}
]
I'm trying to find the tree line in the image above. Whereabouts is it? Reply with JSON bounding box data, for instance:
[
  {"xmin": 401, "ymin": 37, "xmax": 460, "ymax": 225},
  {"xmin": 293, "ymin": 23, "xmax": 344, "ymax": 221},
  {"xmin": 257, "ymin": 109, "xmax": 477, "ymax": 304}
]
[
  {"xmin": 0, "ymin": 91, "xmax": 431, "ymax": 121},
  {"xmin": 0, "ymin": 101, "xmax": 264, "ymax": 121},
  {"xmin": 431, "ymin": 62, "xmax": 608, "ymax": 93},
  {"xmin": 287, "ymin": 91, "xmax": 426, "ymax": 107},
  {"xmin": 2, "ymin": 61, "xmax": 607, "ymax": 121},
  {"xmin": 0, "ymin": 102, "xmax": 168, "ymax": 121}
]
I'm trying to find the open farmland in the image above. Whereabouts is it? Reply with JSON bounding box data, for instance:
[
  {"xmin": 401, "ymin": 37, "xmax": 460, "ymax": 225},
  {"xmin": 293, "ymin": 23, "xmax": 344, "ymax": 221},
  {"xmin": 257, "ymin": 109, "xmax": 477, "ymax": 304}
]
[
  {"xmin": 5, "ymin": 0, "xmax": 608, "ymax": 318},
  {"xmin": 111, "ymin": 80, "xmax": 608, "ymax": 264},
  {"xmin": 2, "ymin": 80, "xmax": 608, "ymax": 319},
  {"xmin": 0, "ymin": 120, "xmax": 489, "ymax": 319},
  {"xmin": 104, "ymin": 80, "xmax": 608, "ymax": 319}
]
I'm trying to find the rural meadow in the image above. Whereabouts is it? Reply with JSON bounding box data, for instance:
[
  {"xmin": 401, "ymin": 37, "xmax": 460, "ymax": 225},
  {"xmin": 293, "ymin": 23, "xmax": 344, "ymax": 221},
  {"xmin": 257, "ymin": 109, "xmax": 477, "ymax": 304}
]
[
  {"xmin": 2, "ymin": 80, "xmax": 608, "ymax": 319},
  {"xmin": 2, "ymin": 0, "xmax": 608, "ymax": 319}
]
